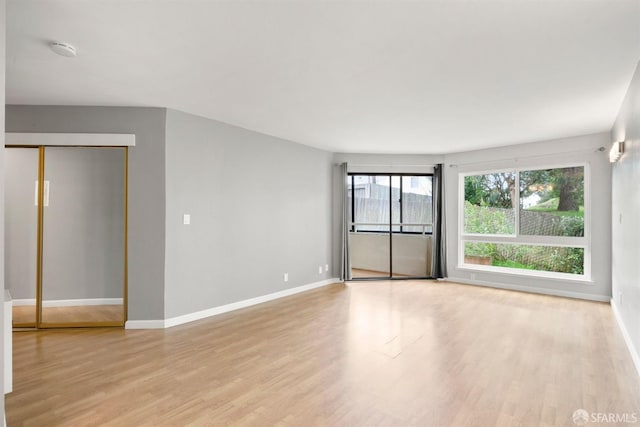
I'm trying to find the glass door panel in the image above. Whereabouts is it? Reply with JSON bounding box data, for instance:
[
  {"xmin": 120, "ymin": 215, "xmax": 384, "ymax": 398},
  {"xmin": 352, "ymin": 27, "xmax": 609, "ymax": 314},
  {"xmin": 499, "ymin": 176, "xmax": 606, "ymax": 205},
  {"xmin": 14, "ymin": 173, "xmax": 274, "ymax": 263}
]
[
  {"xmin": 391, "ymin": 176, "xmax": 434, "ymax": 278},
  {"xmin": 5, "ymin": 148, "xmax": 39, "ymax": 327},
  {"xmin": 350, "ymin": 175, "xmax": 391, "ymax": 279},
  {"xmin": 41, "ymin": 147, "xmax": 126, "ymax": 326}
]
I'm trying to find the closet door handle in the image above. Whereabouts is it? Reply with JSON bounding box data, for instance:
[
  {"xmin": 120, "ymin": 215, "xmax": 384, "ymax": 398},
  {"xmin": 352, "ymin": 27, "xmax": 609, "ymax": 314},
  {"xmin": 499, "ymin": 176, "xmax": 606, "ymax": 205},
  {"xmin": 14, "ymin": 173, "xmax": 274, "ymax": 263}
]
[
  {"xmin": 44, "ymin": 181, "xmax": 50, "ymax": 207},
  {"xmin": 34, "ymin": 180, "xmax": 50, "ymax": 207}
]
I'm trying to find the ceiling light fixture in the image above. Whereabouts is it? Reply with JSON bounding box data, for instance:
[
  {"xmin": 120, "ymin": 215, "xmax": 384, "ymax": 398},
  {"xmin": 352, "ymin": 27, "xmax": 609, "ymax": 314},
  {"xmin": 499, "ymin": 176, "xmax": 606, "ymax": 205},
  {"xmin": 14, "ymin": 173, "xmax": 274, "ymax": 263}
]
[
  {"xmin": 49, "ymin": 42, "xmax": 77, "ymax": 58},
  {"xmin": 609, "ymin": 141, "xmax": 624, "ymax": 163}
]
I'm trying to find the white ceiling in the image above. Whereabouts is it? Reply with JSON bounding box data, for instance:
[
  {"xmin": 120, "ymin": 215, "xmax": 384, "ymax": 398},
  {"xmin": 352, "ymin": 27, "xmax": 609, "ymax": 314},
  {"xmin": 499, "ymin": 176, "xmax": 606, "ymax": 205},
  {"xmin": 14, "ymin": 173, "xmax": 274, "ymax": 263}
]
[{"xmin": 6, "ymin": 0, "xmax": 640, "ymax": 154}]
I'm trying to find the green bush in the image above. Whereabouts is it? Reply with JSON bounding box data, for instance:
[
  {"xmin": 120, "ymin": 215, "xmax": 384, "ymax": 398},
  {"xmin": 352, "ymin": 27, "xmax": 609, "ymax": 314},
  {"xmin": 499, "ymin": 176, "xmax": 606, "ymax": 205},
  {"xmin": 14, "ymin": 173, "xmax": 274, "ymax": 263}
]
[
  {"xmin": 558, "ymin": 216, "xmax": 584, "ymax": 237},
  {"xmin": 464, "ymin": 202, "xmax": 584, "ymax": 275},
  {"xmin": 464, "ymin": 242, "xmax": 497, "ymax": 258},
  {"xmin": 464, "ymin": 202, "xmax": 514, "ymax": 234},
  {"xmin": 464, "ymin": 242, "xmax": 584, "ymax": 275}
]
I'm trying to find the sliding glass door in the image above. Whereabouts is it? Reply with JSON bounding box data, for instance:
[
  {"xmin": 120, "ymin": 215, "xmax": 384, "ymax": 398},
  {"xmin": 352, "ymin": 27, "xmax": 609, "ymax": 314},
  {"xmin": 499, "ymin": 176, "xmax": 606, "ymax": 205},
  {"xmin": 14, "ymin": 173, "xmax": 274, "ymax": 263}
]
[
  {"xmin": 391, "ymin": 175, "xmax": 433, "ymax": 278},
  {"xmin": 349, "ymin": 175, "xmax": 392, "ymax": 278},
  {"xmin": 349, "ymin": 173, "xmax": 433, "ymax": 280}
]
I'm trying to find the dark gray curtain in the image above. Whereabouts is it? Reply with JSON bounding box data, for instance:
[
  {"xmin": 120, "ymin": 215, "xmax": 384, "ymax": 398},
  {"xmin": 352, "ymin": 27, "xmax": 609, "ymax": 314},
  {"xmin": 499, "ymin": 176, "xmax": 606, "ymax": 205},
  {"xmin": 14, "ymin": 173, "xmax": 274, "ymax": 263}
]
[
  {"xmin": 431, "ymin": 164, "xmax": 447, "ymax": 278},
  {"xmin": 339, "ymin": 163, "xmax": 352, "ymax": 281}
]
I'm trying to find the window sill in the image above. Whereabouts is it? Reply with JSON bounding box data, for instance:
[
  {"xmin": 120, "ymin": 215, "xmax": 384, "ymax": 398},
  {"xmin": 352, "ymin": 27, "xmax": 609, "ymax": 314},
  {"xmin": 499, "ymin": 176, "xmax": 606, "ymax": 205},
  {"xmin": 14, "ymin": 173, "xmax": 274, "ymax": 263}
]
[
  {"xmin": 456, "ymin": 264, "xmax": 593, "ymax": 284},
  {"xmin": 349, "ymin": 231, "xmax": 433, "ymax": 236}
]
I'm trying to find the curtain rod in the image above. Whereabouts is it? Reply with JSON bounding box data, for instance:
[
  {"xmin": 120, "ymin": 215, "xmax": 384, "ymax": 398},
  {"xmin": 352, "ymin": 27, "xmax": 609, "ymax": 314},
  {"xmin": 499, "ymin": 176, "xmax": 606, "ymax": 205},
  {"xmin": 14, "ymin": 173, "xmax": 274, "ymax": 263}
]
[
  {"xmin": 333, "ymin": 163, "xmax": 437, "ymax": 167},
  {"xmin": 447, "ymin": 146, "xmax": 606, "ymax": 168}
]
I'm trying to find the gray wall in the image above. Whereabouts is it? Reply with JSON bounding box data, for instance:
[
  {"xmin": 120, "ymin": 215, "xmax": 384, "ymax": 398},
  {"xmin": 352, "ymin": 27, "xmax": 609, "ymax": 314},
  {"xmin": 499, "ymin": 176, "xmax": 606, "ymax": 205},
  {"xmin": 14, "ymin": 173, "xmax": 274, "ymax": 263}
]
[
  {"xmin": 611, "ymin": 61, "xmax": 640, "ymax": 361},
  {"xmin": 1, "ymin": 0, "xmax": 6, "ymax": 411},
  {"xmin": 164, "ymin": 109, "xmax": 333, "ymax": 318},
  {"xmin": 444, "ymin": 132, "xmax": 612, "ymax": 300},
  {"xmin": 5, "ymin": 106, "xmax": 166, "ymax": 320}
]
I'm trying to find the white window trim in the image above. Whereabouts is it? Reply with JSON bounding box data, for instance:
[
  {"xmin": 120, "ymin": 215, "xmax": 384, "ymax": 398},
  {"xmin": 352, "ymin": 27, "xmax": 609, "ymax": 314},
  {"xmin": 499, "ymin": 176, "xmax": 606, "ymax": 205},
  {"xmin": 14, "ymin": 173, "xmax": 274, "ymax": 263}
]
[
  {"xmin": 456, "ymin": 265, "xmax": 594, "ymax": 284},
  {"xmin": 458, "ymin": 162, "xmax": 591, "ymax": 280}
]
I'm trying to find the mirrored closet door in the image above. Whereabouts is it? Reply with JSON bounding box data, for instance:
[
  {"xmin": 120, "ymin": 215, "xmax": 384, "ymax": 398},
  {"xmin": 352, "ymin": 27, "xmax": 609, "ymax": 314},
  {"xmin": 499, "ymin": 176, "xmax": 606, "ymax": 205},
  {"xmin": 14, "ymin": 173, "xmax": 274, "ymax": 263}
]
[
  {"xmin": 5, "ymin": 145, "xmax": 127, "ymax": 328},
  {"xmin": 5, "ymin": 148, "xmax": 39, "ymax": 327}
]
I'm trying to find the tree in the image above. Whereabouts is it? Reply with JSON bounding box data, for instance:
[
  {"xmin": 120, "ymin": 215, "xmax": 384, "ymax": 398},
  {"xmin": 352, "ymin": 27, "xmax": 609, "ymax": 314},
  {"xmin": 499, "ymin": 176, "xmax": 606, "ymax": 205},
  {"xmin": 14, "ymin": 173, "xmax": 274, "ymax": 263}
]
[
  {"xmin": 464, "ymin": 175, "xmax": 484, "ymax": 206},
  {"xmin": 555, "ymin": 167, "xmax": 582, "ymax": 211},
  {"xmin": 519, "ymin": 167, "xmax": 583, "ymax": 212},
  {"xmin": 464, "ymin": 173, "xmax": 515, "ymax": 209}
]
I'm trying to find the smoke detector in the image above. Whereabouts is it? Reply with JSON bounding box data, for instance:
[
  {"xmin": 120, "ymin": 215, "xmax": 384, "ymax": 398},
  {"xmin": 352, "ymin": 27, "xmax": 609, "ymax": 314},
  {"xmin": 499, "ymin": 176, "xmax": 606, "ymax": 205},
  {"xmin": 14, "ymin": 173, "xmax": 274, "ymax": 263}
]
[{"xmin": 50, "ymin": 42, "xmax": 77, "ymax": 58}]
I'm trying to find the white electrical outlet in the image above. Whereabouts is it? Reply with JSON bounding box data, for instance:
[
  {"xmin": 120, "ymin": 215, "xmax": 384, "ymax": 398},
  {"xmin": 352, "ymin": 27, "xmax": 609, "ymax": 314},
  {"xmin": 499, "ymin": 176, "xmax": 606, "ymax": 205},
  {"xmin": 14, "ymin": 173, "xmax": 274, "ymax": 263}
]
[
  {"xmin": 318, "ymin": 266, "xmax": 323, "ymax": 274},
  {"xmin": 325, "ymin": 264, "xmax": 329, "ymax": 272},
  {"xmin": 183, "ymin": 214, "xmax": 191, "ymax": 225},
  {"xmin": 284, "ymin": 273, "xmax": 288, "ymax": 282}
]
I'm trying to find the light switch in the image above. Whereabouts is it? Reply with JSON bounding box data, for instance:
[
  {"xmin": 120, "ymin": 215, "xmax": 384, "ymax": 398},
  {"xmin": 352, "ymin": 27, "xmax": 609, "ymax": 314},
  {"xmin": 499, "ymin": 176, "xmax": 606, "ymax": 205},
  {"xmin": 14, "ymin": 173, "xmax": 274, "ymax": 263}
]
[{"xmin": 183, "ymin": 214, "xmax": 191, "ymax": 225}]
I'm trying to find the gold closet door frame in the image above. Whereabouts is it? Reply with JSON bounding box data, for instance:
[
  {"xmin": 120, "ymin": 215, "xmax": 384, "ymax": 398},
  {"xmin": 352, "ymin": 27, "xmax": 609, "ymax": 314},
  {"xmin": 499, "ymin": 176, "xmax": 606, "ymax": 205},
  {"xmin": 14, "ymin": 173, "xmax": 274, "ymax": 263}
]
[{"xmin": 7, "ymin": 145, "xmax": 128, "ymax": 329}]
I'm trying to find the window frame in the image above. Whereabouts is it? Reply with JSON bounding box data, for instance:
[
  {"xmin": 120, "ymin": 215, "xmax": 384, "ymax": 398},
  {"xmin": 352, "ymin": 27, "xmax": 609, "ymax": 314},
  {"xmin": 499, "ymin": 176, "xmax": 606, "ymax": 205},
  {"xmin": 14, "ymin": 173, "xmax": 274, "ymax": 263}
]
[
  {"xmin": 348, "ymin": 172, "xmax": 434, "ymax": 235},
  {"xmin": 458, "ymin": 163, "xmax": 591, "ymax": 280}
]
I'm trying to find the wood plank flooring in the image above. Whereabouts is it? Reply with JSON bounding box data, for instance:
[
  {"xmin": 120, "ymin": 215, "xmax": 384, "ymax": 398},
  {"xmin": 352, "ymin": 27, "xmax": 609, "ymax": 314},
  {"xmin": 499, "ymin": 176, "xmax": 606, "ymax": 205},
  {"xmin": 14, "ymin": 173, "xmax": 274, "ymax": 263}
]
[
  {"xmin": 6, "ymin": 281, "xmax": 640, "ymax": 426},
  {"xmin": 351, "ymin": 268, "xmax": 408, "ymax": 278}
]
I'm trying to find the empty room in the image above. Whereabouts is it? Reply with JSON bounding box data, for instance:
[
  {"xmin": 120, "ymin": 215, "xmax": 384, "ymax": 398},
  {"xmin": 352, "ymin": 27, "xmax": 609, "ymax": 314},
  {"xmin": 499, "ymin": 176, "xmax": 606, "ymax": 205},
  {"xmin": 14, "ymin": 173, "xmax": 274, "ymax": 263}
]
[{"xmin": 1, "ymin": 0, "xmax": 640, "ymax": 426}]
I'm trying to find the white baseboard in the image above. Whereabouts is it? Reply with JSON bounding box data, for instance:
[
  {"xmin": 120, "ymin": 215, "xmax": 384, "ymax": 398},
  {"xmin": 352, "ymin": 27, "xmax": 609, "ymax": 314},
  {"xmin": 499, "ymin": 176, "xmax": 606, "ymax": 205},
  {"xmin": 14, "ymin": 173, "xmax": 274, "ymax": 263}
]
[
  {"xmin": 611, "ymin": 298, "xmax": 640, "ymax": 377},
  {"xmin": 126, "ymin": 278, "xmax": 340, "ymax": 330},
  {"xmin": 124, "ymin": 319, "xmax": 165, "ymax": 329},
  {"xmin": 443, "ymin": 277, "xmax": 610, "ymax": 302},
  {"xmin": 12, "ymin": 298, "xmax": 124, "ymax": 307}
]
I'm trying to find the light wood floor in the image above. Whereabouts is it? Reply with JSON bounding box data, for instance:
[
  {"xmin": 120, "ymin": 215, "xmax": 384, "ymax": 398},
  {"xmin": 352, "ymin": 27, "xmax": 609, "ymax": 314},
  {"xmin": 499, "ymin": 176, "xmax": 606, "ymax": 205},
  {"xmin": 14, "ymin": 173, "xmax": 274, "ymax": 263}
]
[
  {"xmin": 7, "ymin": 281, "xmax": 640, "ymax": 426},
  {"xmin": 13, "ymin": 305, "xmax": 124, "ymax": 325},
  {"xmin": 351, "ymin": 268, "xmax": 409, "ymax": 278}
]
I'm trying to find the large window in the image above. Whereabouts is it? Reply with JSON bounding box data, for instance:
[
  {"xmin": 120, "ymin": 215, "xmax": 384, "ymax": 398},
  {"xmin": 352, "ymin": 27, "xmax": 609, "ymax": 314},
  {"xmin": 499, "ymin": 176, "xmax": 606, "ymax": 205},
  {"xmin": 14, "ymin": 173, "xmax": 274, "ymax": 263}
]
[
  {"xmin": 460, "ymin": 165, "xmax": 588, "ymax": 278},
  {"xmin": 349, "ymin": 174, "xmax": 433, "ymax": 234}
]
